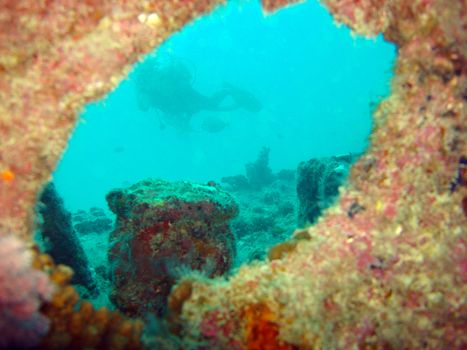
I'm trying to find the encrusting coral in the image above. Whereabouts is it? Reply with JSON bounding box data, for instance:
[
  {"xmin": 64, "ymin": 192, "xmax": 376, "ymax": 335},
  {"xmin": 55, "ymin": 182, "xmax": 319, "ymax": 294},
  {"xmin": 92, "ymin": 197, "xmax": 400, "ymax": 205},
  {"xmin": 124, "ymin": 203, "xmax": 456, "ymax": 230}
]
[
  {"xmin": 172, "ymin": 0, "xmax": 467, "ymax": 348},
  {"xmin": 34, "ymin": 249, "xmax": 144, "ymax": 350},
  {"xmin": 0, "ymin": 0, "xmax": 465, "ymax": 349},
  {"xmin": 106, "ymin": 179, "xmax": 237, "ymax": 317}
]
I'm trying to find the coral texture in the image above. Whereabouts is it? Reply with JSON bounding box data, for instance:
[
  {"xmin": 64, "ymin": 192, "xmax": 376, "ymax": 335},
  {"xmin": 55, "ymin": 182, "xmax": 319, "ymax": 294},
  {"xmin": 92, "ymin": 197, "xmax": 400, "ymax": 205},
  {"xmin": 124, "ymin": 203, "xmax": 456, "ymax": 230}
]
[
  {"xmin": 37, "ymin": 182, "xmax": 97, "ymax": 295},
  {"xmin": 35, "ymin": 253, "xmax": 144, "ymax": 350},
  {"xmin": 0, "ymin": 0, "xmax": 465, "ymax": 349},
  {"xmin": 0, "ymin": 0, "xmax": 224, "ymax": 239},
  {"xmin": 173, "ymin": 1, "xmax": 467, "ymax": 348},
  {"xmin": 0, "ymin": 235, "xmax": 55, "ymax": 349},
  {"xmin": 106, "ymin": 179, "xmax": 238, "ymax": 317},
  {"xmin": 261, "ymin": 0, "xmax": 303, "ymax": 13}
]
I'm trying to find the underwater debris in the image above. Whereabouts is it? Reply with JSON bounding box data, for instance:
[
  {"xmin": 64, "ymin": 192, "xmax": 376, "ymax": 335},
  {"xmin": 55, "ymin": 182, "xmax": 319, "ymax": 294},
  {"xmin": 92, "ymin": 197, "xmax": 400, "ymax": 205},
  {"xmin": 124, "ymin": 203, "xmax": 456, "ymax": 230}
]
[
  {"xmin": 36, "ymin": 183, "xmax": 98, "ymax": 296},
  {"xmin": 106, "ymin": 179, "xmax": 238, "ymax": 317}
]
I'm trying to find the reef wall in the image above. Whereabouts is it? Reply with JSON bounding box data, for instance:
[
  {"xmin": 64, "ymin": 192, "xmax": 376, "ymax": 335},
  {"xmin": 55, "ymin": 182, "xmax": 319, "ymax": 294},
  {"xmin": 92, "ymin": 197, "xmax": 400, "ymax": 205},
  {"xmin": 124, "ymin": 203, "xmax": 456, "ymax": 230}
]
[
  {"xmin": 0, "ymin": 0, "xmax": 465, "ymax": 349},
  {"xmin": 171, "ymin": 1, "xmax": 467, "ymax": 348},
  {"xmin": 0, "ymin": 0, "xmax": 223, "ymax": 239}
]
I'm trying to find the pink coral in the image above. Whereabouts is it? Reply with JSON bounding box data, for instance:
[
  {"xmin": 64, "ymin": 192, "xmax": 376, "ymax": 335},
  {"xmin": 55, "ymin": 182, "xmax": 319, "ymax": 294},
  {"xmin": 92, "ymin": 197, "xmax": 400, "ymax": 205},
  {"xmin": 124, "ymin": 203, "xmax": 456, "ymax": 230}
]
[{"xmin": 0, "ymin": 235, "xmax": 55, "ymax": 348}]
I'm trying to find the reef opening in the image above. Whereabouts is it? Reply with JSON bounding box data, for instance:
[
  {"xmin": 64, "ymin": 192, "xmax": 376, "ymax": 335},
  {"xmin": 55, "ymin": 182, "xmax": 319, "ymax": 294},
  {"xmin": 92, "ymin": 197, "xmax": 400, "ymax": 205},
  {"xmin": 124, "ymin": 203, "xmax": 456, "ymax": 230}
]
[{"xmin": 34, "ymin": 0, "xmax": 394, "ymax": 318}]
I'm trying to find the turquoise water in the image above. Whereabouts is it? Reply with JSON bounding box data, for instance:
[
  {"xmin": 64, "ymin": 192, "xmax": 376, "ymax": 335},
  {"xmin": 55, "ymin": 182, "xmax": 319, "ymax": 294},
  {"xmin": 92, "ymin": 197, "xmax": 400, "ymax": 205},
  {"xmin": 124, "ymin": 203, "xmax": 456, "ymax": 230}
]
[{"xmin": 53, "ymin": 0, "xmax": 395, "ymax": 212}]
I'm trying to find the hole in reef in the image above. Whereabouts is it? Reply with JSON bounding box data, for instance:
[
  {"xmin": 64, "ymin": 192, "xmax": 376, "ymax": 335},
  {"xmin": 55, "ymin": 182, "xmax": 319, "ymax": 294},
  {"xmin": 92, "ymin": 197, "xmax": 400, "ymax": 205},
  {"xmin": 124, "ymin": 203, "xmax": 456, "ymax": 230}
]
[{"xmin": 34, "ymin": 0, "xmax": 395, "ymax": 316}]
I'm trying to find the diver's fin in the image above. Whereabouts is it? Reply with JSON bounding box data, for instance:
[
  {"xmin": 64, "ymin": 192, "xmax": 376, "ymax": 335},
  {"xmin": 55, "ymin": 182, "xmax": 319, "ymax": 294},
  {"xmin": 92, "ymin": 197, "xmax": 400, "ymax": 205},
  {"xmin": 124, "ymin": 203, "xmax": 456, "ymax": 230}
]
[{"xmin": 222, "ymin": 82, "xmax": 263, "ymax": 113}]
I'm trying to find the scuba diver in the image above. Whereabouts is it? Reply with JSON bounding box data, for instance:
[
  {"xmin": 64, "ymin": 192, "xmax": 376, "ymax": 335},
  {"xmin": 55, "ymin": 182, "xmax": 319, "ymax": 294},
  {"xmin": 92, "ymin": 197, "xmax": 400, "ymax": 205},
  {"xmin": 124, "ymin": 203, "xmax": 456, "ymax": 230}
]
[{"xmin": 134, "ymin": 58, "xmax": 262, "ymax": 130}]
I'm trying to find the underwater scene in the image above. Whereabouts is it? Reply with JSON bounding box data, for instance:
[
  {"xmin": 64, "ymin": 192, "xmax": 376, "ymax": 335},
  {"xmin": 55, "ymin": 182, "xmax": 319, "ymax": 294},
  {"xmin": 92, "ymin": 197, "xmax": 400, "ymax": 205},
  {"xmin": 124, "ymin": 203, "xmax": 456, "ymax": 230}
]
[
  {"xmin": 36, "ymin": 0, "xmax": 395, "ymax": 320},
  {"xmin": 2, "ymin": 0, "xmax": 467, "ymax": 348}
]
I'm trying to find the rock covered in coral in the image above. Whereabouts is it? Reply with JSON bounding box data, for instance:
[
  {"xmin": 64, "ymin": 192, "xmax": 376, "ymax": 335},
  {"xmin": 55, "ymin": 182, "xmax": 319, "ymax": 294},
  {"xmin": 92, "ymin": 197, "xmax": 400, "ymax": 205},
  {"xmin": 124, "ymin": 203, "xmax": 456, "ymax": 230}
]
[
  {"xmin": 37, "ymin": 183, "xmax": 97, "ymax": 296},
  {"xmin": 0, "ymin": 0, "xmax": 224, "ymax": 241},
  {"xmin": 106, "ymin": 179, "xmax": 238, "ymax": 317},
  {"xmin": 167, "ymin": 0, "xmax": 467, "ymax": 348},
  {"xmin": 296, "ymin": 154, "xmax": 356, "ymax": 226},
  {"xmin": 72, "ymin": 207, "xmax": 113, "ymax": 235},
  {"xmin": 0, "ymin": 234, "xmax": 55, "ymax": 349},
  {"xmin": 0, "ymin": 0, "xmax": 465, "ymax": 348}
]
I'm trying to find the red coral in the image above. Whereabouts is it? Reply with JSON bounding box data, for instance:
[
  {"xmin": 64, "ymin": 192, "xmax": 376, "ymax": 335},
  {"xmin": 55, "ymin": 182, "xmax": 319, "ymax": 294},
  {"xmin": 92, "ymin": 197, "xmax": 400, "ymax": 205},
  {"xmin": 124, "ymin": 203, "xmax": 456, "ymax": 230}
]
[
  {"xmin": 244, "ymin": 304, "xmax": 297, "ymax": 350},
  {"xmin": 0, "ymin": 235, "xmax": 55, "ymax": 348}
]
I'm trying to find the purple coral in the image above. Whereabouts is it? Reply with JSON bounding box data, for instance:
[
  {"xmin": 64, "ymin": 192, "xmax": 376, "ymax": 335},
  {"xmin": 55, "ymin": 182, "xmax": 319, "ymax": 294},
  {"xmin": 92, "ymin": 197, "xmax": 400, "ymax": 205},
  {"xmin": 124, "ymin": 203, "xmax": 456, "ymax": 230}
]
[{"xmin": 0, "ymin": 235, "xmax": 55, "ymax": 348}]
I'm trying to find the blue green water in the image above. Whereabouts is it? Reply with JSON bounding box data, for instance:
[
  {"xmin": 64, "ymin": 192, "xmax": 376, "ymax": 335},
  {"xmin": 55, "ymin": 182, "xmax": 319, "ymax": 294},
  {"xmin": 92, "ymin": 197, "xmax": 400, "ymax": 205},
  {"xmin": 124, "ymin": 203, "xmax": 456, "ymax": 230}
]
[{"xmin": 53, "ymin": 0, "xmax": 395, "ymax": 212}]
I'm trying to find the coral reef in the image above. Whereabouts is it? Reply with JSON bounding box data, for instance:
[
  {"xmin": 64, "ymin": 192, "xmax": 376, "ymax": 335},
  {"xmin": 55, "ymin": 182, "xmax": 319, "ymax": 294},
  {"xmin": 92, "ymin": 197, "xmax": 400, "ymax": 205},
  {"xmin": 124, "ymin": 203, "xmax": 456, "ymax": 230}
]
[
  {"xmin": 296, "ymin": 154, "xmax": 357, "ymax": 226},
  {"xmin": 226, "ymin": 170, "xmax": 297, "ymax": 266},
  {"xmin": 0, "ymin": 0, "xmax": 465, "ymax": 349},
  {"xmin": 0, "ymin": 0, "xmax": 224, "ymax": 240},
  {"xmin": 220, "ymin": 174, "xmax": 251, "ymax": 192},
  {"xmin": 72, "ymin": 208, "xmax": 113, "ymax": 236},
  {"xmin": 222, "ymin": 147, "xmax": 276, "ymax": 191},
  {"xmin": 35, "ymin": 252, "xmax": 144, "ymax": 350},
  {"xmin": 106, "ymin": 179, "xmax": 238, "ymax": 317},
  {"xmin": 37, "ymin": 182, "xmax": 97, "ymax": 296},
  {"xmin": 71, "ymin": 207, "xmax": 115, "ymax": 308},
  {"xmin": 243, "ymin": 304, "xmax": 297, "ymax": 350},
  {"xmin": 245, "ymin": 147, "xmax": 275, "ymax": 189},
  {"xmin": 170, "ymin": 1, "xmax": 467, "ymax": 348},
  {"xmin": 0, "ymin": 235, "xmax": 55, "ymax": 349}
]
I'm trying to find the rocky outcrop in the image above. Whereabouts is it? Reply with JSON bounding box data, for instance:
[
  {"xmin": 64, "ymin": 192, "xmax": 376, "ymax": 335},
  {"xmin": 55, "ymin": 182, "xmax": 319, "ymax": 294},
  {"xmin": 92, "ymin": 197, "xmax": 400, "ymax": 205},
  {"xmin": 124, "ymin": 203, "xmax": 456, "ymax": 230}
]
[{"xmin": 106, "ymin": 179, "xmax": 238, "ymax": 317}]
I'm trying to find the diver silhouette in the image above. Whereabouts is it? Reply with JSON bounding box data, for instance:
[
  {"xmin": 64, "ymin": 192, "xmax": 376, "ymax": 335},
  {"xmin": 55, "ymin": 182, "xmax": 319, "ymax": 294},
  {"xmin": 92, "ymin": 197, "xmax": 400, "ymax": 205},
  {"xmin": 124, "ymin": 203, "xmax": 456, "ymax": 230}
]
[{"xmin": 134, "ymin": 59, "xmax": 262, "ymax": 130}]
